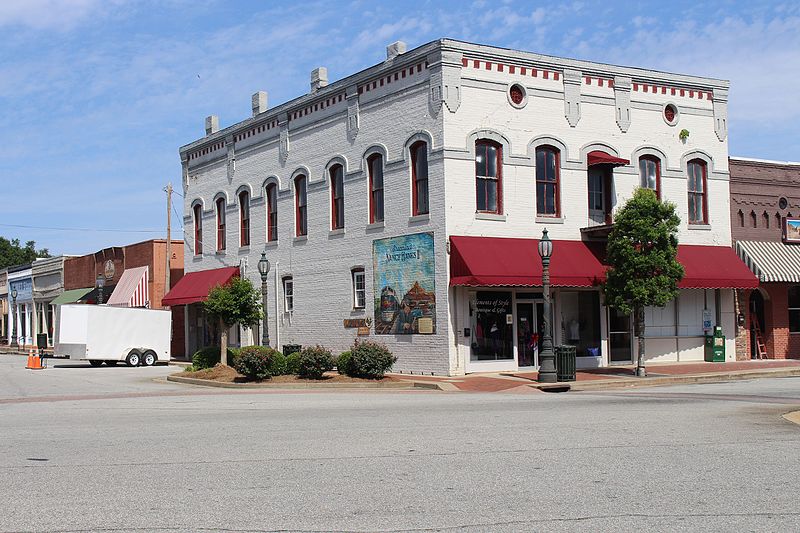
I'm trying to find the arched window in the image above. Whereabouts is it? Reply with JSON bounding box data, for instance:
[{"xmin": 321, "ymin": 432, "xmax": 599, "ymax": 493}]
[
  {"xmin": 639, "ymin": 156, "xmax": 661, "ymax": 198},
  {"xmin": 411, "ymin": 141, "xmax": 429, "ymax": 216},
  {"xmin": 737, "ymin": 210, "xmax": 744, "ymax": 227},
  {"xmin": 266, "ymin": 183, "xmax": 277, "ymax": 242},
  {"xmin": 475, "ymin": 140, "xmax": 502, "ymax": 214},
  {"xmin": 216, "ymin": 197, "xmax": 226, "ymax": 251},
  {"xmin": 687, "ymin": 159, "xmax": 708, "ymax": 224},
  {"xmin": 239, "ymin": 190, "xmax": 250, "ymax": 246},
  {"xmin": 330, "ymin": 164, "xmax": 344, "ymax": 230},
  {"xmin": 536, "ymin": 146, "xmax": 560, "ymax": 216},
  {"xmin": 295, "ymin": 175, "xmax": 307, "ymax": 237},
  {"xmin": 763, "ymin": 211, "xmax": 770, "ymax": 229},
  {"xmin": 368, "ymin": 154, "xmax": 384, "ymax": 223},
  {"xmin": 193, "ymin": 204, "xmax": 203, "ymax": 256},
  {"xmin": 750, "ymin": 211, "xmax": 757, "ymax": 228}
]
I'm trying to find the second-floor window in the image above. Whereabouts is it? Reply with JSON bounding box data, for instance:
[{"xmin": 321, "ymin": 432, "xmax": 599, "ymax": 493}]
[
  {"xmin": 216, "ymin": 197, "xmax": 226, "ymax": 251},
  {"xmin": 266, "ymin": 183, "xmax": 277, "ymax": 242},
  {"xmin": 475, "ymin": 140, "xmax": 501, "ymax": 213},
  {"xmin": 330, "ymin": 164, "xmax": 344, "ymax": 230},
  {"xmin": 536, "ymin": 146, "xmax": 560, "ymax": 216},
  {"xmin": 368, "ymin": 154, "xmax": 384, "ymax": 223},
  {"xmin": 295, "ymin": 175, "xmax": 307, "ymax": 237},
  {"xmin": 239, "ymin": 191, "xmax": 250, "ymax": 247},
  {"xmin": 411, "ymin": 141, "xmax": 429, "ymax": 216},
  {"xmin": 639, "ymin": 156, "xmax": 661, "ymax": 198},
  {"xmin": 687, "ymin": 159, "xmax": 708, "ymax": 224},
  {"xmin": 193, "ymin": 204, "xmax": 202, "ymax": 256}
]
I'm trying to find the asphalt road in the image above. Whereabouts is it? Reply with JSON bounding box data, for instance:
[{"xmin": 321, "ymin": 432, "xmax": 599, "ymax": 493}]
[{"xmin": 1, "ymin": 355, "xmax": 799, "ymax": 532}]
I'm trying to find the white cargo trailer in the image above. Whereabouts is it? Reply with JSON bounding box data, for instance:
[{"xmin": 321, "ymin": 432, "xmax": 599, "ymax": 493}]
[{"xmin": 54, "ymin": 304, "xmax": 171, "ymax": 367}]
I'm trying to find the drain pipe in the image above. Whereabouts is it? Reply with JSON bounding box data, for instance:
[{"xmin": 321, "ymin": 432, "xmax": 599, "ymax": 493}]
[{"xmin": 274, "ymin": 260, "xmax": 280, "ymax": 350}]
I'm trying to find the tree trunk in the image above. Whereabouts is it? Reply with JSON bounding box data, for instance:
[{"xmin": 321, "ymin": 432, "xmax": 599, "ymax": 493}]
[
  {"xmin": 220, "ymin": 319, "xmax": 228, "ymax": 366},
  {"xmin": 635, "ymin": 305, "xmax": 646, "ymax": 377}
]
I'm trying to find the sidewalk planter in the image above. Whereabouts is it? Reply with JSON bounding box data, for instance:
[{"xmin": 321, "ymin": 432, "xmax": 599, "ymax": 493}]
[{"xmin": 555, "ymin": 345, "xmax": 577, "ymax": 382}]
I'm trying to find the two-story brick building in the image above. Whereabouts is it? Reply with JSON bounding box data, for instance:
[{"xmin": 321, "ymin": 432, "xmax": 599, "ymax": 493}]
[{"xmin": 170, "ymin": 38, "xmax": 757, "ymax": 375}]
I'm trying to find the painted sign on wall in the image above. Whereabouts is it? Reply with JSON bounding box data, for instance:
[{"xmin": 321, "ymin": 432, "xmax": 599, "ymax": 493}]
[
  {"xmin": 9, "ymin": 278, "xmax": 33, "ymax": 301},
  {"xmin": 372, "ymin": 232, "xmax": 436, "ymax": 335}
]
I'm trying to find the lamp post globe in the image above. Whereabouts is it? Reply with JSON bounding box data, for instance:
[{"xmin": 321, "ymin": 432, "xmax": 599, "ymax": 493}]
[
  {"xmin": 10, "ymin": 288, "xmax": 18, "ymax": 348},
  {"xmin": 537, "ymin": 228, "xmax": 557, "ymax": 383},
  {"xmin": 257, "ymin": 251, "xmax": 271, "ymax": 347}
]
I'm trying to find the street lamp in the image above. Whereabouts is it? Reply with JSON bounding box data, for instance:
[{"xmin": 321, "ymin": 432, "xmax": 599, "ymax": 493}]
[
  {"xmin": 537, "ymin": 228, "xmax": 557, "ymax": 383},
  {"xmin": 10, "ymin": 288, "xmax": 18, "ymax": 349},
  {"xmin": 257, "ymin": 251, "xmax": 271, "ymax": 347},
  {"xmin": 96, "ymin": 274, "xmax": 105, "ymax": 305}
]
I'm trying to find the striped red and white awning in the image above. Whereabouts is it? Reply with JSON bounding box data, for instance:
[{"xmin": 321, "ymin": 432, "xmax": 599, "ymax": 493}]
[{"xmin": 107, "ymin": 266, "xmax": 150, "ymax": 308}]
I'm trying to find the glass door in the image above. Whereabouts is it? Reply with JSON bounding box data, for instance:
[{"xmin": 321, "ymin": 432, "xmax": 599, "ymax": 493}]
[
  {"xmin": 516, "ymin": 302, "xmax": 537, "ymax": 367},
  {"xmin": 608, "ymin": 307, "xmax": 633, "ymax": 363}
]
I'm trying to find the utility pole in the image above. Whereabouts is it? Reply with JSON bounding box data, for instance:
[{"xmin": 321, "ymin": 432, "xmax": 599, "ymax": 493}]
[{"xmin": 165, "ymin": 183, "xmax": 173, "ymax": 299}]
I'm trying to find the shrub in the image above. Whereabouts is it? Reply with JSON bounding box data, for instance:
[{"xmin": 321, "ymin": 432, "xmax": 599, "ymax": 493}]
[
  {"xmin": 229, "ymin": 347, "xmax": 242, "ymax": 368},
  {"xmin": 285, "ymin": 352, "xmax": 301, "ymax": 375},
  {"xmin": 337, "ymin": 351, "xmax": 353, "ymax": 376},
  {"xmin": 192, "ymin": 346, "xmax": 237, "ymax": 370},
  {"xmin": 233, "ymin": 346, "xmax": 275, "ymax": 380},
  {"xmin": 297, "ymin": 345, "xmax": 335, "ymax": 379},
  {"xmin": 268, "ymin": 352, "xmax": 287, "ymax": 376},
  {"xmin": 348, "ymin": 340, "xmax": 397, "ymax": 379}
]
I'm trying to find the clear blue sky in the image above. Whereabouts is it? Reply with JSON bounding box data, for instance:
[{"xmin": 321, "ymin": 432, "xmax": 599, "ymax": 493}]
[{"xmin": 1, "ymin": 0, "xmax": 798, "ymax": 255}]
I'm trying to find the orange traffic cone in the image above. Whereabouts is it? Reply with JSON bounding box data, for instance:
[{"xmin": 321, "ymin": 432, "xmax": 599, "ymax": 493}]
[{"xmin": 26, "ymin": 353, "xmax": 44, "ymax": 370}]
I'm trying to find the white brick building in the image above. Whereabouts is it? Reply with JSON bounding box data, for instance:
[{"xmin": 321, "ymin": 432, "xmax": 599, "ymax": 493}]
[{"xmin": 170, "ymin": 39, "xmax": 757, "ymax": 375}]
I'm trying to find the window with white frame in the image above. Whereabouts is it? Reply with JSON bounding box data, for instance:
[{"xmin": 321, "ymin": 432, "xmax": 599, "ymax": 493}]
[
  {"xmin": 352, "ymin": 268, "xmax": 365, "ymax": 309},
  {"xmin": 283, "ymin": 276, "xmax": 294, "ymax": 312}
]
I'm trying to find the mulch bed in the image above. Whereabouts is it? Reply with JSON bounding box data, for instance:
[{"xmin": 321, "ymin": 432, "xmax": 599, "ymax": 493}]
[{"xmin": 180, "ymin": 364, "xmax": 396, "ymax": 384}]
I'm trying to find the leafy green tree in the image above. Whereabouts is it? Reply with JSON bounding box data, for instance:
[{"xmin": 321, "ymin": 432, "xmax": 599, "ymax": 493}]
[
  {"xmin": 603, "ymin": 188, "xmax": 684, "ymax": 377},
  {"xmin": 202, "ymin": 276, "xmax": 263, "ymax": 366},
  {"xmin": 0, "ymin": 237, "xmax": 50, "ymax": 269}
]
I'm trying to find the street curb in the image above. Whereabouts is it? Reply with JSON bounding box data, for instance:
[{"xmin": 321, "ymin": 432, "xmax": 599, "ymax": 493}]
[
  {"xmin": 782, "ymin": 410, "xmax": 800, "ymax": 426},
  {"xmin": 553, "ymin": 367, "xmax": 800, "ymax": 391},
  {"xmin": 166, "ymin": 374, "xmax": 419, "ymax": 390}
]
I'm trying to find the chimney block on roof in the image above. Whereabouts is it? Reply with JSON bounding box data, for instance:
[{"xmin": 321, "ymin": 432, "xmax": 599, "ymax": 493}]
[
  {"xmin": 386, "ymin": 41, "xmax": 407, "ymax": 60},
  {"xmin": 205, "ymin": 115, "xmax": 219, "ymax": 136},
  {"xmin": 252, "ymin": 91, "xmax": 268, "ymax": 116},
  {"xmin": 310, "ymin": 67, "xmax": 328, "ymax": 93}
]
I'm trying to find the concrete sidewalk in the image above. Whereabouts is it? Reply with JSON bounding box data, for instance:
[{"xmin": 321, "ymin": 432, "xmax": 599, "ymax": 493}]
[{"xmin": 393, "ymin": 359, "xmax": 800, "ymax": 392}]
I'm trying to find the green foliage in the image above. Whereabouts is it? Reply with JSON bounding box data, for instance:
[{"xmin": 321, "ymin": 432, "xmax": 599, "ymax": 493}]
[
  {"xmin": 268, "ymin": 351, "xmax": 287, "ymax": 376},
  {"xmin": 182, "ymin": 365, "xmax": 196, "ymax": 373},
  {"xmin": 347, "ymin": 340, "xmax": 397, "ymax": 379},
  {"xmin": 285, "ymin": 352, "xmax": 301, "ymax": 375},
  {"xmin": 337, "ymin": 351, "xmax": 353, "ymax": 376},
  {"xmin": 203, "ymin": 276, "xmax": 263, "ymax": 330},
  {"xmin": 603, "ymin": 188, "xmax": 684, "ymax": 315},
  {"xmin": 192, "ymin": 346, "xmax": 237, "ymax": 369},
  {"xmin": 297, "ymin": 345, "xmax": 335, "ymax": 379},
  {"xmin": 0, "ymin": 237, "xmax": 50, "ymax": 270},
  {"xmin": 233, "ymin": 346, "xmax": 275, "ymax": 380}
]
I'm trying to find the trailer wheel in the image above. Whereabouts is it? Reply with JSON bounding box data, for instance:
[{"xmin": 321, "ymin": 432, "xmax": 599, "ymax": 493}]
[
  {"xmin": 142, "ymin": 350, "xmax": 156, "ymax": 367},
  {"xmin": 89, "ymin": 360, "xmax": 103, "ymax": 367},
  {"xmin": 125, "ymin": 350, "xmax": 141, "ymax": 367}
]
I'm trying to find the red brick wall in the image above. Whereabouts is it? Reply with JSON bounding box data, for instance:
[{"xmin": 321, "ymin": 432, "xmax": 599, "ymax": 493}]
[
  {"xmin": 730, "ymin": 158, "xmax": 800, "ymax": 242},
  {"xmin": 740, "ymin": 284, "xmax": 800, "ymax": 360}
]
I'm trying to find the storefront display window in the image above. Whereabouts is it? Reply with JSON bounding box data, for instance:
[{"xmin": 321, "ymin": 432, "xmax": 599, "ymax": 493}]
[
  {"xmin": 470, "ymin": 291, "xmax": 513, "ymax": 361},
  {"xmin": 560, "ymin": 291, "xmax": 601, "ymax": 357}
]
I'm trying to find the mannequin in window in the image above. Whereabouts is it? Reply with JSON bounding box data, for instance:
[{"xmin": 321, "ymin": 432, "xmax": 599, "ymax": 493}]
[{"xmin": 567, "ymin": 318, "xmax": 580, "ymax": 342}]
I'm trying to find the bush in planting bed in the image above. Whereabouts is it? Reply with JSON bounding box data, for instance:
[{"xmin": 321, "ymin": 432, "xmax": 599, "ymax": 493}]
[
  {"xmin": 348, "ymin": 340, "xmax": 397, "ymax": 379},
  {"xmin": 285, "ymin": 352, "xmax": 301, "ymax": 375},
  {"xmin": 268, "ymin": 351, "xmax": 287, "ymax": 376},
  {"xmin": 297, "ymin": 345, "xmax": 335, "ymax": 379},
  {"xmin": 192, "ymin": 346, "xmax": 237, "ymax": 370},
  {"xmin": 233, "ymin": 346, "xmax": 276, "ymax": 380},
  {"xmin": 337, "ymin": 351, "xmax": 353, "ymax": 376}
]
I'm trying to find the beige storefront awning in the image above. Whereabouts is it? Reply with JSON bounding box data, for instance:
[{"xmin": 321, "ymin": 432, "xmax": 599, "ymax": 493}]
[{"xmin": 736, "ymin": 240, "xmax": 800, "ymax": 283}]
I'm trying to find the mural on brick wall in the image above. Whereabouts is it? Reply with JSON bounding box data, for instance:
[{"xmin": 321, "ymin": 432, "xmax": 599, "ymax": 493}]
[{"xmin": 373, "ymin": 232, "xmax": 436, "ymax": 335}]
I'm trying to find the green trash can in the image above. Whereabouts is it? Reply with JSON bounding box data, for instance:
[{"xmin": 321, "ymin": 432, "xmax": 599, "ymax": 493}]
[
  {"xmin": 282, "ymin": 344, "xmax": 302, "ymax": 356},
  {"xmin": 555, "ymin": 345, "xmax": 577, "ymax": 382},
  {"xmin": 704, "ymin": 326, "xmax": 725, "ymax": 362}
]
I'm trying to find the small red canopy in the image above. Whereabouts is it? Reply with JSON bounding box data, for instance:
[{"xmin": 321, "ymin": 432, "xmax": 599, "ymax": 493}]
[
  {"xmin": 677, "ymin": 245, "xmax": 758, "ymax": 289},
  {"xmin": 587, "ymin": 150, "xmax": 629, "ymax": 167},
  {"xmin": 449, "ymin": 236, "xmax": 607, "ymax": 287},
  {"xmin": 161, "ymin": 266, "xmax": 240, "ymax": 306}
]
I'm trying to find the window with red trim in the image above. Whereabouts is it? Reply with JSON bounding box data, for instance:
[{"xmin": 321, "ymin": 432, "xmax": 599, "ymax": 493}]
[
  {"xmin": 639, "ymin": 156, "xmax": 661, "ymax": 199},
  {"xmin": 295, "ymin": 175, "xmax": 307, "ymax": 236},
  {"xmin": 216, "ymin": 197, "xmax": 226, "ymax": 250},
  {"xmin": 687, "ymin": 159, "xmax": 708, "ymax": 224},
  {"xmin": 193, "ymin": 203, "xmax": 202, "ymax": 256},
  {"xmin": 411, "ymin": 141, "xmax": 429, "ymax": 216},
  {"xmin": 475, "ymin": 140, "xmax": 502, "ymax": 213},
  {"xmin": 239, "ymin": 190, "xmax": 250, "ymax": 246},
  {"xmin": 368, "ymin": 154, "xmax": 384, "ymax": 223},
  {"xmin": 535, "ymin": 146, "xmax": 560, "ymax": 216},
  {"xmin": 266, "ymin": 183, "xmax": 277, "ymax": 242},
  {"xmin": 330, "ymin": 164, "xmax": 344, "ymax": 230}
]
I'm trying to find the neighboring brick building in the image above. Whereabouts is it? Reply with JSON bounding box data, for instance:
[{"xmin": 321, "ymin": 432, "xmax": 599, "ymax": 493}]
[
  {"xmin": 172, "ymin": 38, "xmax": 757, "ymax": 375},
  {"xmin": 731, "ymin": 157, "xmax": 800, "ymax": 360}
]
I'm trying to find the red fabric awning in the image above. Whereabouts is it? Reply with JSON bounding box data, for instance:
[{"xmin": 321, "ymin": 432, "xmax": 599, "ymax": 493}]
[
  {"xmin": 587, "ymin": 150, "xmax": 629, "ymax": 167},
  {"xmin": 677, "ymin": 245, "xmax": 758, "ymax": 289},
  {"xmin": 449, "ymin": 236, "xmax": 607, "ymax": 287},
  {"xmin": 161, "ymin": 266, "xmax": 240, "ymax": 306}
]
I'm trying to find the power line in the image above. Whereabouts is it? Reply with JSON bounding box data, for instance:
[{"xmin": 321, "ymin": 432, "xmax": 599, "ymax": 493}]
[{"xmin": 0, "ymin": 223, "xmax": 163, "ymax": 234}]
